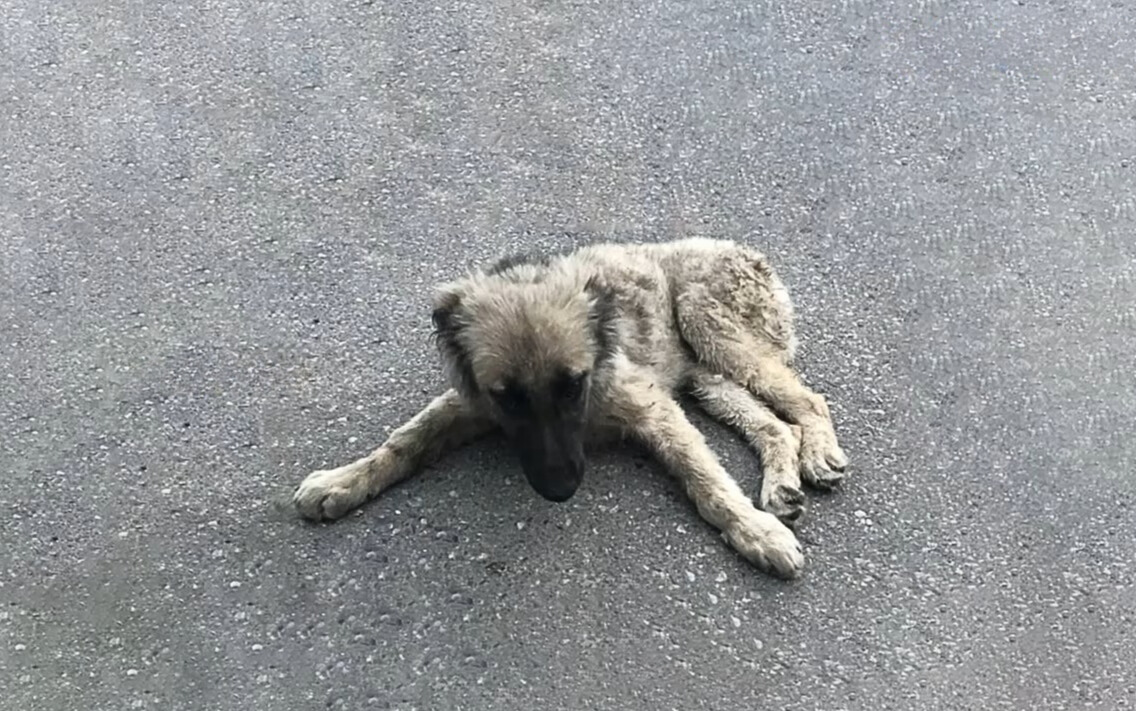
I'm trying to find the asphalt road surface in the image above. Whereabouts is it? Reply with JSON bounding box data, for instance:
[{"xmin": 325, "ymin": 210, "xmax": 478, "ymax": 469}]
[{"xmin": 3, "ymin": 1, "xmax": 1135, "ymax": 709}]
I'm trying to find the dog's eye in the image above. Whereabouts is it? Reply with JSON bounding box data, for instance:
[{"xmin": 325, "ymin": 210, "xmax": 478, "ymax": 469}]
[
  {"xmin": 490, "ymin": 384, "xmax": 527, "ymax": 414},
  {"xmin": 559, "ymin": 372, "xmax": 588, "ymax": 401}
]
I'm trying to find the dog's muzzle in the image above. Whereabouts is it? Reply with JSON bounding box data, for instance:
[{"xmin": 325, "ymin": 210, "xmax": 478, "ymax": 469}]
[{"xmin": 514, "ymin": 425, "xmax": 586, "ymax": 502}]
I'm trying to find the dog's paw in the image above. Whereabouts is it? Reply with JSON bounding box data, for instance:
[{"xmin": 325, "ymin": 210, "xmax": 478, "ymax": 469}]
[
  {"xmin": 725, "ymin": 511, "xmax": 804, "ymax": 579},
  {"xmin": 760, "ymin": 483, "xmax": 806, "ymax": 527},
  {"xmin": 293, "ymin": 463, "xmax": 369, "ymax": 521},
  {"xmin": 799, "ymin": 426, "xmax": 848, "ymax": 490}
]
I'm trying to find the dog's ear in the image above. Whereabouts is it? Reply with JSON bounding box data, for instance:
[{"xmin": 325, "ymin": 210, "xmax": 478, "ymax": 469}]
[
  {"xmin": 584, "ymin": 276, "xmax": 619, "ymax": 366},
  {"xmin": 431, "ymin": 284, "xmax": 480, "ymax": 397}
]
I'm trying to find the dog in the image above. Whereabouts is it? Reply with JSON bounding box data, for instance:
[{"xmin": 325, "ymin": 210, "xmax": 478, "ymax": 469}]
[{"xmin": 293, "ymin": 238, "xmax": 848, "ymax": 579}]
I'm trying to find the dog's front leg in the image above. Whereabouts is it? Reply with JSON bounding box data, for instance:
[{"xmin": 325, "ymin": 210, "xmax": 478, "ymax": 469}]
[
  {"xmin": 293, "ymin": 389, "xmax": 493, "ymax": 520},
  {"xmin": 605, "ymin": 371, "xmax": 804, "ymax": 579}
]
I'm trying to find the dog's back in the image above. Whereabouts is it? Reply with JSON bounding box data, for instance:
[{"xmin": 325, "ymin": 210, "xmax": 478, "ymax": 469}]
[{"xmin": 484, "ymin": 238, "xmax": 796, "ymax": 389}]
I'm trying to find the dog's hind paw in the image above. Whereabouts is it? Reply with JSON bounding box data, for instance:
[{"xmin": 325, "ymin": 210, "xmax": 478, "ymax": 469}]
[
  {"xmin": 293, "ymin": 462, "xmax": 370, "ymax": 521},
  {"xmin": 725, "ymin": 511, "xmax": 804, "ymax": 579},
  {"xmin": 760, "ymin": 483, "xmax": 806, "ymax": 527},
  {"xmin": 799, "ymin": 427, "xmax": 848, "ymax": 490}
]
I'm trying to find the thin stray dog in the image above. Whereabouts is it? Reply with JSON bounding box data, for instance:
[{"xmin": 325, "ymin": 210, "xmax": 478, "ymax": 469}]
[{"xmin": 293, "ymin": 238, "xmax": 848, "ymax": 579}]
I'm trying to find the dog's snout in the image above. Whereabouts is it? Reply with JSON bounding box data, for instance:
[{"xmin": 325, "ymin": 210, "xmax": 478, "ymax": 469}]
[{"xmin": 515, "ymin": 426, "xmax": 586, "ymax": 503}]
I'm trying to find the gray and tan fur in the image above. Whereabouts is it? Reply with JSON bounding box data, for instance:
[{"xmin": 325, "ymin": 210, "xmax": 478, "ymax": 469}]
[{"xmin": 293, "ymin": 238, "xmax": 848, "ymax": 579}]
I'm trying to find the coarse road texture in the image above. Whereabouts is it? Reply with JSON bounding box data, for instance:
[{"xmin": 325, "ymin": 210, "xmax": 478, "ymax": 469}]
[{"xmin": 3, "ymin": 1, "xmax": 1135, "ymax": 709}]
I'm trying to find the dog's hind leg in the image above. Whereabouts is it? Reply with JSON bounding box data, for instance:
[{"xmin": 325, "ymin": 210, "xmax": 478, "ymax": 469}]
[
  {"xmin": 674, "ymin": 284, "xmax": 848, "ymax": 490},
  {"xmin": 743, "ymin": 357, "xmax": 848, "ymax": 489},
  {"xmin": 603, "ymin": 365, "xmax": 804, "ymax": 578},
  {"xmin": 687, "ymin": 368, "xmax": 807, "ymax": 526},
  {"xmin": 293, "ymin": 389, "xmax": 494, "ymax": 520}
]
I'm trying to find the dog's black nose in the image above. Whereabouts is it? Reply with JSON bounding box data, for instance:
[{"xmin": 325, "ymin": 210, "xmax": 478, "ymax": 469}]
[
  {"xmin": 525, "ymin": 465, "xmax": 583, "ymax": 503},
  {"xmin": 538, "ymin": 485, "xmax": 578, "ymax": 503}
]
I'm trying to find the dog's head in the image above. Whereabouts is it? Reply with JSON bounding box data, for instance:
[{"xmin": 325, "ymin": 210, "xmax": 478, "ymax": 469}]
[{"xmin": 431, "ymin": 270, "xmax": 617, "ymax": 502}]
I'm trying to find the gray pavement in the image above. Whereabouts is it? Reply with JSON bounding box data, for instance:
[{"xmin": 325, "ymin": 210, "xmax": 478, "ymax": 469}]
[{"xmin": 3, "ymin": 1, "xmax": 1135, "ymax": 709}]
